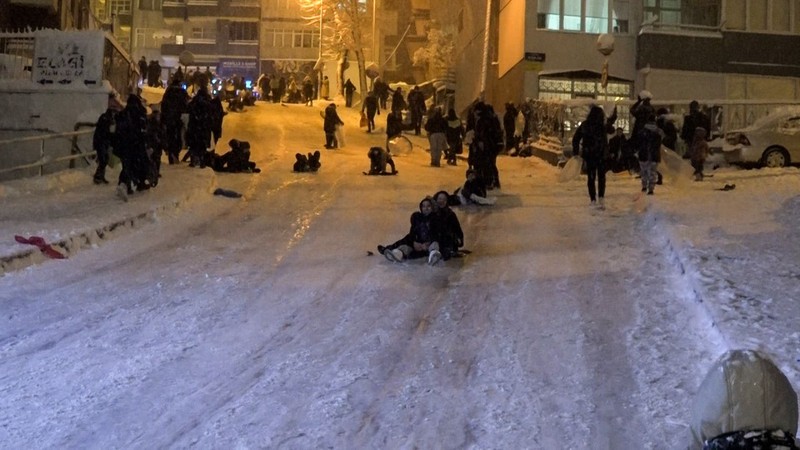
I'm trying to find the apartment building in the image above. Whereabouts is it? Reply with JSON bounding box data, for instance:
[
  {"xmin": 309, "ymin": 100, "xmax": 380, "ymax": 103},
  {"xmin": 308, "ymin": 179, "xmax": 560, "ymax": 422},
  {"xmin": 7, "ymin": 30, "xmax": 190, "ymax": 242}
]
[{"xmin": 450, "ymin": 0, "xmax": 800, "ymax": 116}]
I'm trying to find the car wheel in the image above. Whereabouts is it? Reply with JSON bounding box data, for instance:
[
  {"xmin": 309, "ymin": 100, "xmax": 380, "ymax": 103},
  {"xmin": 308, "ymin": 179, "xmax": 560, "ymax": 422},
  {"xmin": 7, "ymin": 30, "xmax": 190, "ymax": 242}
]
[{"xmin": 762, "ymin": 147, "xmax": 789, "ymax": 168}]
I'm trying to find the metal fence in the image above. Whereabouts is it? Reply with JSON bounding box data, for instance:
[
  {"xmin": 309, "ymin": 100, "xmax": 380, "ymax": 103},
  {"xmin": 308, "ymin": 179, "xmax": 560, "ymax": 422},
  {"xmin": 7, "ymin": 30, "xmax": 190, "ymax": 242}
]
[
  {"xmin": 0, "ymin": 125, "xmax": 95, "ymax": 181},
  {"xmin": 0, "ymin": 33, "xmax": 35, "ymax": 80}
]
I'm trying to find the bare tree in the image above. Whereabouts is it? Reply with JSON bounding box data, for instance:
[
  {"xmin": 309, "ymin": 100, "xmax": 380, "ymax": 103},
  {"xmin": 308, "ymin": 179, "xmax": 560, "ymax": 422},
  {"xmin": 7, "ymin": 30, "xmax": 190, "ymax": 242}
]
[{"xmin": 297, "ymin": 0, "xmax": 369, "ymax": 104}]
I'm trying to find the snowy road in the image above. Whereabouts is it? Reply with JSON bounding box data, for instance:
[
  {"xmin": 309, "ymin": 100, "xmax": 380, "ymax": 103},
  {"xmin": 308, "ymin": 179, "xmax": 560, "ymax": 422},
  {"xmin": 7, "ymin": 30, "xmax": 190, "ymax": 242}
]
[{"xmin": 1, "ymin": 101, "xmax": 794, "ymax": 449}]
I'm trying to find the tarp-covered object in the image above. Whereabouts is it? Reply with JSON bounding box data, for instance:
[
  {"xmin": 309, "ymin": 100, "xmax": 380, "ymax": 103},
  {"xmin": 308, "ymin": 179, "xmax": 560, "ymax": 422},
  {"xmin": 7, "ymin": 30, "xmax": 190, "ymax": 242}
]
[{"xmin": 690, "ymin": 349, "xmax": 799, "ymax": 449}]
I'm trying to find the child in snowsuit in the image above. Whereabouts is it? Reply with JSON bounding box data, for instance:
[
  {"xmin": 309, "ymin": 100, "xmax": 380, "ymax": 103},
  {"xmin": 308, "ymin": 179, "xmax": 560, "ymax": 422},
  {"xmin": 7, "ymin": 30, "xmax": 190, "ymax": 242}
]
[{"xmin": 690, "ymin": 127, "xmax": 709, "ymax": 181}]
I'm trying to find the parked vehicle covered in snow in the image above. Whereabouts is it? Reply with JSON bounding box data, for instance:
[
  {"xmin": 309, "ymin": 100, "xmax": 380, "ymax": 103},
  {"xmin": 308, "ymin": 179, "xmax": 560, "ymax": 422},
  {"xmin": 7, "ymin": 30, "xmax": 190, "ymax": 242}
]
[{"xmin": 722, "ymin": 107, "xmax": 800, "ymax": 168}]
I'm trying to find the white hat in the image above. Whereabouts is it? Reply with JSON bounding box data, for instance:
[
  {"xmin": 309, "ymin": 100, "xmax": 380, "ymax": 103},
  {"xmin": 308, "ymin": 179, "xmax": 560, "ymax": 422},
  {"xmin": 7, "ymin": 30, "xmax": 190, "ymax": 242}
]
[{"xmin": 639, "ymin": 90, "xmax": 653, "ymax": 100}]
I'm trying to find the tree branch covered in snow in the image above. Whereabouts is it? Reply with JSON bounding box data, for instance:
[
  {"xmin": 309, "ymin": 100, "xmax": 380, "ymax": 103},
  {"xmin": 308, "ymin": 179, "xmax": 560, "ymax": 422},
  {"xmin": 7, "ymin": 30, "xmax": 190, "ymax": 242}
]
[{"xmin": 412, "ymin": 25, "xmax": 456, "ymax": 79}]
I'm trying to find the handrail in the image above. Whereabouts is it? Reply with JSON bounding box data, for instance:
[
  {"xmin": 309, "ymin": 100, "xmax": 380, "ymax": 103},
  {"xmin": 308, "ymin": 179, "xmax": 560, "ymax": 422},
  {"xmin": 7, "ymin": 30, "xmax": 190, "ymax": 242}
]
[{"xmin": 0, "ymin": 127, "xmax": 95, "ymax": 177}]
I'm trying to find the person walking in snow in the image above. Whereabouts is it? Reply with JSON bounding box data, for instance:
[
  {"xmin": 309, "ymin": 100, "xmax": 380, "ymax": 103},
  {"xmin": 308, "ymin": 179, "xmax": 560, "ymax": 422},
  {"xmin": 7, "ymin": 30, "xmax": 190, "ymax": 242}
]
[
  {"xmin": 573, "ymin": 105, "xmax": 613, "ymax": 207},
  {"xmin": 114, "ymin": 94, "xmax": 150, "ymax": 199},
  {"xmin": 186, "ymin": 82, "xmax": 214, "ymax": 167},
  {"xmin": 391, "ymin": 87, "xmax": 406, "ymax": 115},
  {"xmin": 445, "ymin": 108, "xmax": 464, "ymax": 166},
  {"xmin": 503, "ymin": 102, "xmax": 518, "ymax": 153},
  {"xmin": 378, "ymin": 197, "xmax": 443, "ymax": 266},
  {"xmin": 374, "ymin": 77, "xmax": 390, "ymax": 109},
  {"xmin": 344, "ymin": 78, "xmax": 356, "ymax": 107},
  {"xmin": 362, "ymin": 90, "xmax": 380, "ymax": 133},
  {"xmin": 302, "ymin": 76, "xmax": 315, "ymax": 106},
  {"xmin": 92, "ymin": 94, "xmax": 121, "ymax": 184},
  {"xmin": 680, "ymin": 100, "xmax": 711, "ymax": 158},
  {"xmin": 425, "ymin": 107, "xmax": 448, "ymax": 167},
  {"xmin": 161, "ymin": 77, "xmax": 189, "ymax": 164},
  {"xmin": 637, "ymin": 114, "xmax": 663, "ymax": 195},
  {"xmin": 407, "ymin": 86, "xmax": 425, "ymax": 135},
  {"xmin": 320, "ymin": 75, "xmax": 330, "ymax": 100},
  {"xmin": 323, "ymin": 103, "xmax": 344, "ymax": 149},
  {"xmin": 690, "ymin": 127, "xmax": 709, "ymax": 181}
]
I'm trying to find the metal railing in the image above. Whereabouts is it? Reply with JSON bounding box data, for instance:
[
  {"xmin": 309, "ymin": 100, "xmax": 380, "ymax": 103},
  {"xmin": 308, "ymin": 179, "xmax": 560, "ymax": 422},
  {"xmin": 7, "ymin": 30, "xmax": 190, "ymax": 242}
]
[{"xmin": 0, "ymin": 125, "xmax": 95, "ymax": 178}]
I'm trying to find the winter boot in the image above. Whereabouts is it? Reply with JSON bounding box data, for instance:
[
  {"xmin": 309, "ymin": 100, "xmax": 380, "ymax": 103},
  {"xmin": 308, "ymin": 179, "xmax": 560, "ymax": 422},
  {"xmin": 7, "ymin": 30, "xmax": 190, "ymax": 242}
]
[
  {"xmin": 385, "ymin": 248, "xmax": 403, "ymax": 263},
  {"xmin": 427, "ymin": 250, "xmax": 442, "ymax": 266}
]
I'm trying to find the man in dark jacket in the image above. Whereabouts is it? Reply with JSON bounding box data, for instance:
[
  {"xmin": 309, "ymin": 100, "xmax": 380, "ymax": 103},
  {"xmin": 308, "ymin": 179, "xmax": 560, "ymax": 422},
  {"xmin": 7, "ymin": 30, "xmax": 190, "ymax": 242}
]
[
  {"xmin": 573, "ymin": 105, "xmax": 612, "ymax": 207},
  {"xmin": 92, "ymin": 95, "xmax": 120, "ymax": 184},
  {"xmin": 114, "ymin": 95, "xmax": 149, "ymax": 199},
  {"xmin": 186, "ymin": 84, "xmax": 214, "ymax": 167},
  {"xmin": 323, "ymin": 103, "xmax": 344, "ymax": 149},
  {"xmin": 407, "ymin": 86, "xmax": 426, "ymax": 135},
  {"xmin": 161, "ymin": 78, "xmax": 189, "ymax": 164},
  {"xmin": 374, "ymin": 77, "xmax": 390, "ymax": 109},
  {"xmin": 680, "ymin": 100, "xmax": 711, "ymax": 158},
  {"xmin": 637, "ymin": 114, "xmax": 663, "ymax": 195},
  {"xmin": 362, "ymin": 90, "xmax": 380, "ymax": 133},
  {"xmin": 344, "ymin": 78, "xmax": 356, "ymax": 107}
]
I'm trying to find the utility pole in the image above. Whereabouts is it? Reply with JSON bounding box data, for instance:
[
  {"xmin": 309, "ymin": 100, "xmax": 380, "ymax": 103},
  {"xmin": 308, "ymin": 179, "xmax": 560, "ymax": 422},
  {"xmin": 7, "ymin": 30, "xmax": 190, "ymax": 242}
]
[{"xmin": 479, "ymin": 0, "xmax": 492, "ymax": 101}]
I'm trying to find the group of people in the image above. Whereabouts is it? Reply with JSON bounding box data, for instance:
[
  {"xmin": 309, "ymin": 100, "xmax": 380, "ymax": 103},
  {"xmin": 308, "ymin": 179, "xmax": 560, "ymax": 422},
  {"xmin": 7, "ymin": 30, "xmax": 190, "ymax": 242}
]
[
  {"xmin": 93, "ymin": 71, "xmax": 261, "ymax": 200},
  {"xmin": 377, "ymin": 192, "xmax": 464, "ymax": 266},
  {"xmin": 572, "ymin": 93, "xmax": 714, "ymax": 208},
  {"xmin": 137, "ymin": 56, "xmax": 163, "ymax": 88},
  {"xmin": 257, "ymin": 73, "xmax": 319, "ymax": 105}
]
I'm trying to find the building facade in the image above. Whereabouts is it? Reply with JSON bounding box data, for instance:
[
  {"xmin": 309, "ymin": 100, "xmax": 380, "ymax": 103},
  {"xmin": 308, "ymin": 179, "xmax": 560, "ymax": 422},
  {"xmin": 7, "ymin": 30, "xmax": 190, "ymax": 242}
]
[{"xmin": 449, "ymin": 0, "xmax": 800, "ymax": 119}]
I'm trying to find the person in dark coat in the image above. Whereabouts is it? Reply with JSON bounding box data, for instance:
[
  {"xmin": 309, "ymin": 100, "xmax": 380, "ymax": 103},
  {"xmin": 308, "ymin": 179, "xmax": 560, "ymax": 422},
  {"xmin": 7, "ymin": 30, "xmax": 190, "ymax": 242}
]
[
  {"xmin": 445, "ymin": 108, "xmax": 464, "ymax": 166},
  {"xmin": 637, "ymin": 114, "xmax": 663, "ymax": 195},
  {"xmin": 160, "ymin": 78, "xmax": 188, "ymax": 164},
  {"xmin": 145, "ymin": 108, "xmax": 166, "ymax": 185},
  {"xmin": 323, "ymin": 103, "xmax": 344, "ymax": 149},
  {"xmin": 362, "ymin": 90, "xmax": 380, "ymax": 133},
  {"xmin": 573, "ymin": 105, "xmax": 613, "ymax": 207},
  {"xmin": 378, "ymin": 197, "xmax": 443, "ymax": 265},
  {"xmin": 138, "ymin": 57, "xmax": 147, "ymax": 83},
  {"xmin": 344, "ymin": 78, "xmax": 356, "ymax": 107},
  {"xmin": 92, "ymin": 94, "xmax": 121, "ymax": 184},
  {"xmin": 186, "ymin": 84, "xmax": 214, "ymax": 167},
  {"xmin": 690, "ymin": 349, "xmax": 799, "ymax": 450},
  {"xmin": 656, "ymin": 107, "xmax": 678, "ymax": 151},
  {"xmin": 391, "ymin": 87, "xmax": 406, "ymax": 115},
  {"xmin": 503, "ymin": 102, "xmax": 518, "ymax": 153},
  {"xmin": 302, "ymin": 76, "xmax": 315, "ymax": 106},
  {"xmin": 407, "ymin": 86, "xmax": 425, "ymax": 135},
  {"xmin": 210, "ymin": 94, "xmax": 226, "ymax": 145},
  {"xmin": 374, "ymin": 77, "xmax": 390, "ymax": 109},
  {"xmin": 433, "ymin": 190, "xmax": 464, "ymax": 260},
  {"xmin": 367, "ymin": 146, "xmax": 395, "ymax": 174},
  {"xmin": 114, "ymin": 94, "xmax": 149, "ymax": 199},
  {"xmin": 630, "ymin": 90, "xmax": 655, "ymax": 160},
  {"xmin": 607, "ymin": 127, "xmax": 627, "ymax": 173},
  {"xmin": 680, "ymin": 100, "xmax": 711, "ymax": 158},
  {"xmin": 472, "ymin": 103, "xmax": 503, "ymax": 189}
]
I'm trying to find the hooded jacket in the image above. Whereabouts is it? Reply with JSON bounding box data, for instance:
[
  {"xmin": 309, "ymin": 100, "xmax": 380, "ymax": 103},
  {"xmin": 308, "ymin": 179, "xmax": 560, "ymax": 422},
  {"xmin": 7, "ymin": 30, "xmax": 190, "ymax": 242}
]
[{"xmin": 690, "ymin": 349, "xmax": 799, "ymax": 449}]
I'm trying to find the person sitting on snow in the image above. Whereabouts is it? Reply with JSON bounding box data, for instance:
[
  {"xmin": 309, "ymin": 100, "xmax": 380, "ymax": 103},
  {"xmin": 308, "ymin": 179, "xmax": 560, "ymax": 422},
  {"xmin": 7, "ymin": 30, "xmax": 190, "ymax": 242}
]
[
  {"xmin": 367, "ymin": 146, "xmax": 396, "ymax": 175},
  {"xmin": 377, "ymin": 197, "xmax": 443, "ymax": 266},
  {"xmin": 449, "ymin": 168, "xmax": 495, "ymax": 206}
]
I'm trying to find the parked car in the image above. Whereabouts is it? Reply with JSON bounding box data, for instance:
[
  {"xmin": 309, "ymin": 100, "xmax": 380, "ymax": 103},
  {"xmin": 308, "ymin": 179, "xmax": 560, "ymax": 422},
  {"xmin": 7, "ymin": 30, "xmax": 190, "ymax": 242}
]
[{"xmin": 722, "ymin": 109, "xmax": 800, "ymax": 167}]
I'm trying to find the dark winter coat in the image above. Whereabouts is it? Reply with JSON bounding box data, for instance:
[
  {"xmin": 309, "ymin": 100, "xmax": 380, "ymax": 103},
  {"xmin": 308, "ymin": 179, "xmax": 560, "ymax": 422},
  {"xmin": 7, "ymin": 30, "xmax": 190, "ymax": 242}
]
[
  {"xmin": 461, "ymin": 176, "xmax": 487, "ymax": 202},
  {"xmin": 657, "ymin": 115, "xmax": 679, "ymax": 150},
  {"xmin": 391, "ymin": 89, "xmax": 406, "ymax": 113},
  {"xmin": 434, "ymin": 206, "xmax": 463, "ymax": 257},
  {"xmin": 210, "ymin": 96, "xmax": 225, "ymax": 143},
  {"xmin": 690, "ymin": 349, "xmax": 798, "ymax": 450},
  {"xmin": 572, "ymin": 106, "xmax": 610, "ymax": 161},
  {"xmin": 323, "ymin": 104, "xmax": 343, "ymax": 133},
  {"xmin": 690, "ymin": 128, "xmax": 709, "ymax": 163},
  {"xmin": 93, "ymin": 108, "xmax": 116, "ymax": 154},
  {"xmin": 681, "ymin": 109, "xmax": 711, "ymax": 144},
  {"xmin": 187, "ymin": 90, "xmax": 214, "ymax": 151},
  {"xmin": 637, "ymin": 123, "xmax": 663, "ymax": 163},
  {"xmin": 374, "ymin": 79, "xmax": 389, "ymax": 100},
  {"xmin": 386, "ymin": 112, "xmax": 403, "ymax": 139},
  {"xmin": 424, "ymin": 112, "xmax": 447, "ymax": 134},
  {"xmin": 161, "ymin": 82, "xmax": 188, "ymax": 123},
  {"xmin": 409, "ymin": 210, "xmax": 438, "ymax": 245},
  {"xmin": 630, "ymin": 98, "xmax": 655, "ymax": 139},
  {"xmin": 363, "ymin": 93, "xmax": 379, "ymax": 114}
]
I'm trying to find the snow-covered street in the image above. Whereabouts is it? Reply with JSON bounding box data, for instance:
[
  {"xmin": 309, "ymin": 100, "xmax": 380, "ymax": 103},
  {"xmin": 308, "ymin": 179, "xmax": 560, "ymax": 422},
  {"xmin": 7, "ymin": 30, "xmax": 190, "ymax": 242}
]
[{"xmin": 1, "ymin": 100, "xmax": 799, "ymax": 449}]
